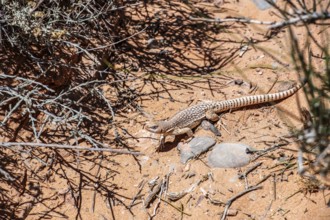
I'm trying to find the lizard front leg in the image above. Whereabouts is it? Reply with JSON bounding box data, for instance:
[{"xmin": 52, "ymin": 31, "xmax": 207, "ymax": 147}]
[
  {"xmin": 157, "ymin": 120, "xmax": 200, "ymax": 150},
  {"xmin": 157, "ymin": 128, "xmax": 193, "ymax": 151},
  {"xmin": 157, "ymin": 134, "xmax": 166, "ymax": 151}
]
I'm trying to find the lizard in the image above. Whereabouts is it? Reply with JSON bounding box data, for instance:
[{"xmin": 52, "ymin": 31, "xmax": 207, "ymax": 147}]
[{"xmin": 146, "ymin": 79, "xmax": 306, "ymax": 150}]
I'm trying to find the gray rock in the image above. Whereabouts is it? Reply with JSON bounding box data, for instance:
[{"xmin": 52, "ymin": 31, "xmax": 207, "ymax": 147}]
[
  {"xmin": 178, "ymin": 136, "xmax": 216, "ymax": 164},
  {"xmin": 208, "ymin": 143, "xmax": 252, "ymax": 168},
  {"xmin": 251, "ymin": 0, "xmax": 276, "ymax": 10}
]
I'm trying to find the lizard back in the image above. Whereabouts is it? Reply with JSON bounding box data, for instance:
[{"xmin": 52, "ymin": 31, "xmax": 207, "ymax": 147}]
[{"xmin": 165, "ymin": 80, "xmax": 305, "ymax": 129}]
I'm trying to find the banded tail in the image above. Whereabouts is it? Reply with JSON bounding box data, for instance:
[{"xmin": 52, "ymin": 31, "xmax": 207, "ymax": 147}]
[{"xmin": 214, "ymin": 79, "xmax": 306, "ymax": 112}]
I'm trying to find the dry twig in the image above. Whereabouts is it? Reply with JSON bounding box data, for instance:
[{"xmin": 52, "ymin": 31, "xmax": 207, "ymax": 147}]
[
  {"xmin": 0, "ymin": 142, "xmax": 142, "ymax": 155},
  {"xmin": 220, "ymin": 186, "xmax": 262, "ymax": 220},
  {"xmin": 190, "ymin": 12, "xmax": 330, "ymax": 30}
]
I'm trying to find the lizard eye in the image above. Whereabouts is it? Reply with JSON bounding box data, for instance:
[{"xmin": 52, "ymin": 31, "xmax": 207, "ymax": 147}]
[{"xmin": 149, "ymin": 125, "xmax": 159, "ymax": 130}]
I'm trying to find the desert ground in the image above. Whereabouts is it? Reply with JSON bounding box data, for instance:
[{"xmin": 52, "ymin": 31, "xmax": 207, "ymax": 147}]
[{"xmin": 0, "ymin": 1, "xmax": 329, "ymax": 219}]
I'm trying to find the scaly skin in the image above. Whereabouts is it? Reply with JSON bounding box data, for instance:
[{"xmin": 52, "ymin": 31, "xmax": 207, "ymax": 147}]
[{"xmin": 146, "ymin": 79, "xmax": 306, "ymax": 149}]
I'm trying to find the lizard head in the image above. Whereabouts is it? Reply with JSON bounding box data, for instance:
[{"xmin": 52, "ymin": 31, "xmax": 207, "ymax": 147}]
[{"xmin": 145, "ymin": 121, "xmax": 167, "ymax": 134}]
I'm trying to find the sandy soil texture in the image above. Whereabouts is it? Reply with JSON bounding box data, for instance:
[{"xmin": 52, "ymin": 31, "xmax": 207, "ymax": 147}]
[{"xmin": 1, "ymin": 1, "xmax": 329, "ymax": 220}]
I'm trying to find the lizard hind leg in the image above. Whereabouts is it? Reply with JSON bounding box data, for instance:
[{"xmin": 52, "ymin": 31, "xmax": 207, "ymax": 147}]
[
  {"xmin": 201, "ymin": 120, "xmax": 221, "ymax": 136},
  {"xmin": 205, "ymin": 109, "xmax": 219, "ymax": 121}
]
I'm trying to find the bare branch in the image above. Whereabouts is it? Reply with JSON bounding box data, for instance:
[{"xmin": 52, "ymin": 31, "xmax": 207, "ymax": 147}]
[
  {"xmin": 0, "ymin": 142, "xmax": 143, "ymax": 155},
  {"xmin": 221, "ymin": 186, "xmax": 263, "ymax": 220},
  {"xmin": 269, "ymin": 12, "xmax": 330, "ymax": 29},
  {"xmin": 189, "ymin": 16, "xmax": 276, "ymax": 25},
  {"xmin": 189, "ymin": 11, "xmax": 330, "ymax": 30}
]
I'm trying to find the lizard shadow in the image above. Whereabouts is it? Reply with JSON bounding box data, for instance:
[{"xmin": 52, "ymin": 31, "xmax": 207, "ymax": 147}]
[{"xmin": 160, "ymin": 134, "xmax": 191, "ymax": 152}]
